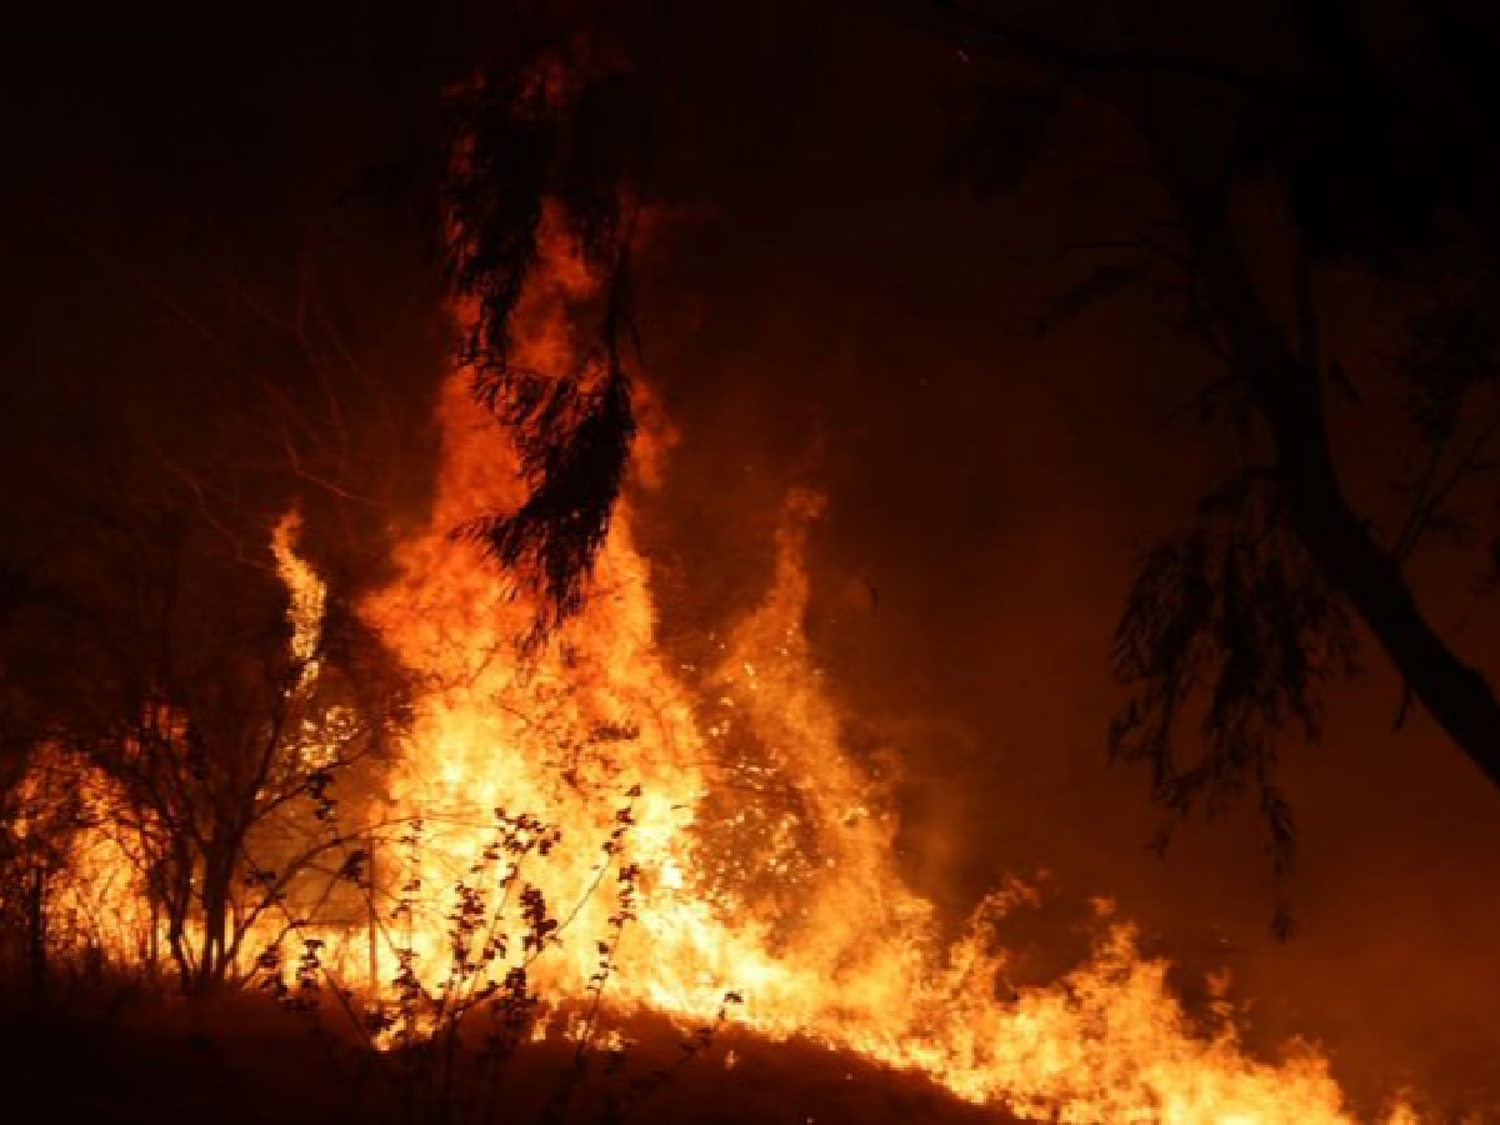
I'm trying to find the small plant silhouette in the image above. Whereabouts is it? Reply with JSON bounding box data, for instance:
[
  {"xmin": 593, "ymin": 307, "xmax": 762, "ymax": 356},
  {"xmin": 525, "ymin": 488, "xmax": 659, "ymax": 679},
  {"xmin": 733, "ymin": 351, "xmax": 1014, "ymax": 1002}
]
[{"xmin": 245, "ymin": 780, "xmax": 734, "ymax": 1125}]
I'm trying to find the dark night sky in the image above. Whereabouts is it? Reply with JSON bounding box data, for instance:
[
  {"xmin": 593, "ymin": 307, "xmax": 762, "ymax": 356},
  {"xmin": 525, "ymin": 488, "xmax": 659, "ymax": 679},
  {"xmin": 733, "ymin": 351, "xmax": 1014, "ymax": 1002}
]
[{"xmin": 3, "ymin": 0, "xmax": 1500, "ymax": 1109}]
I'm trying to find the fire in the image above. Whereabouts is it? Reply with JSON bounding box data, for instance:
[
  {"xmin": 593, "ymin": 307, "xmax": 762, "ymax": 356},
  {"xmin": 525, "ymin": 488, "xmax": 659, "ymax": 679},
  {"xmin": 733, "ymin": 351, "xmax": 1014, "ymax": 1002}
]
[
  {"xmin": 342, "ymin": 226, "xmax": 1419, "ymax": 1122},
  {"xmin": 2, "ymin": 221, "xmax": 1429, "ymax": 1122},
  {"xmin": 4, "ymin": 745, "xmax": 154, "ymax": 967},
  {"xmin": 271, "ymin": 508, "xmax": 326, "ymax": 688}
]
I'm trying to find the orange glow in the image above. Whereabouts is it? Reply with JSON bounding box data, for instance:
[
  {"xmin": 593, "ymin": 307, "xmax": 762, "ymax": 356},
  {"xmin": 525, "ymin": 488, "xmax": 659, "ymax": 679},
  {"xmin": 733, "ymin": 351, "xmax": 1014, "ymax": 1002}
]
[{"xmin": 11, "ymin": 219, "xmax": 1425, "ymax": 1123}]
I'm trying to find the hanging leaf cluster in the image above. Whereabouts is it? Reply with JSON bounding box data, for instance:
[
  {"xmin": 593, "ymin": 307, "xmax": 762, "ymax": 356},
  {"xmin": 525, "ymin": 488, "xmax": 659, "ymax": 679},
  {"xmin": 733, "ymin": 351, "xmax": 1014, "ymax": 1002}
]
[
  {"xmin": 443, "ymin": 41, "xmax": 643, "ymax": 652},
  {"xmin": 1110, "ymin": 477, "xmax": 1356, "ymax": 935}
]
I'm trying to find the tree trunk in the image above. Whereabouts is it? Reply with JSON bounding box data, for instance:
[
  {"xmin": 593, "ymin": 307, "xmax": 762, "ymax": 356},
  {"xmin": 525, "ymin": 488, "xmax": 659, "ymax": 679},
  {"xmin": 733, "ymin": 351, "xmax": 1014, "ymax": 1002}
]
[
  {"xmin": 159, "ymin": 854, "xmax": 196, "ymax": 992},
  {"xmin": 931, "ymin": 0, "xmax": 1500, "ymax": 795},
  {"xmin": 1171, "ymin": 155, "xmax": 1500, "ymax": 792},
  {"xmin": 25, "ymin": 865, "xmax": 47, "ymax": 1001},
  {"xmin": 1279, "ymin": 455, "xmax": 1500, "ymax": 792},
  {"xmin": 197, "ymin": 836, "xmax": 237, "ymax": 994}
]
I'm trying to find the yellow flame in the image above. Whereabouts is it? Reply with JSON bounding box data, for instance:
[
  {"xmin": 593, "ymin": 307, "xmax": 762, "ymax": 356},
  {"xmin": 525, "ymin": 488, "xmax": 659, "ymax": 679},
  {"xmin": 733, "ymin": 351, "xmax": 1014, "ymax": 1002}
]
[{"xmin": 271, "ymin": 508, "xmax": 326, "ymax": 686}]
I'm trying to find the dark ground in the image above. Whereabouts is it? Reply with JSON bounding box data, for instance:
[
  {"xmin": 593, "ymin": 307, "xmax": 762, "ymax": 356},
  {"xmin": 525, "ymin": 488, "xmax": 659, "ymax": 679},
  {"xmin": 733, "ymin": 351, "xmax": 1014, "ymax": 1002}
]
[{"xmin": 0, "ymin": 985, "xmax": 1009, "ymax": 1125}]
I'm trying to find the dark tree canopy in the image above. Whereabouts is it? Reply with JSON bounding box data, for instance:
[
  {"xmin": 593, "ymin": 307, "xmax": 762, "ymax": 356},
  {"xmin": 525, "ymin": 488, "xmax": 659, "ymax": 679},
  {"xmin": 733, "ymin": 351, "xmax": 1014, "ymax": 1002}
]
[{"xmin": 916, "ymin": 0, "xmax": 1500, "ymax": 922}]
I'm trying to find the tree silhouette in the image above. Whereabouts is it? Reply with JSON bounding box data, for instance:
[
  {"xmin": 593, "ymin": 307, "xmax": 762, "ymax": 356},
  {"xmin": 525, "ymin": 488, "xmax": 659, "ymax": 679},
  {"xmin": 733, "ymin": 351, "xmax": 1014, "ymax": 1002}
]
[
  {"xmin": 441, "ymin": 31, "xmax": 645, "ymax": 654},
  {"xmin": 908, "ymin": 0, "xmax": 1500, "ymax": 926}
]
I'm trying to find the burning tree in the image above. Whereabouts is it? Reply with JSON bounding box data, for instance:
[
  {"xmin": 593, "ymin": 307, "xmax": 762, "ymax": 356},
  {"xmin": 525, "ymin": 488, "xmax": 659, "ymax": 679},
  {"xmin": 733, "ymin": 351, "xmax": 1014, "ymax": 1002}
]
[
  {"xmin": 0, "ymin": 753, "xmax": 83, "ymax": 995},
  {"xmin": 0, "ymin": 494, "xmax": 405, "ymax": 994}
]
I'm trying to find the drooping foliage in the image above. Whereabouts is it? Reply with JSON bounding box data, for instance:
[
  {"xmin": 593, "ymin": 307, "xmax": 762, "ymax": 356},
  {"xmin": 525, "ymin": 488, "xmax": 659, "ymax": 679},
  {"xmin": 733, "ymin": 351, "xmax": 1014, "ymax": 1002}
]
[
  {"xmin": 1110, "ymin": 477, "xmax": 1356, "ymax": 935},
  {"xmin": 442, "ymin": 38, "xmax": 644, "ymax": 653}
]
